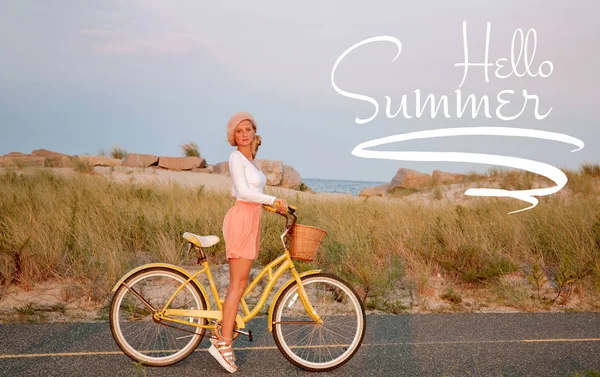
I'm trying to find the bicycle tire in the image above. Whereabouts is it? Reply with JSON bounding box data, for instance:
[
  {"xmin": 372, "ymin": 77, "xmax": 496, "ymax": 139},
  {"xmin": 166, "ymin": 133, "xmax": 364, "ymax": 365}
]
[
  {"xmin": 109, "ymin": 267, "xmax": 208, "ymax": 366},
  {"xmin": 272, "ymin": 273, "xmax": 366, "ymax": 372}
]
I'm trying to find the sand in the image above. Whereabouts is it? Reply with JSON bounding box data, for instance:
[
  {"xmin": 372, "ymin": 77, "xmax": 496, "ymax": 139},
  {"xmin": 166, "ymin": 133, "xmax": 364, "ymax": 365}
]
[{"xmin": 91, "ymin": 166, "xmax": 361, "ymax": 202}]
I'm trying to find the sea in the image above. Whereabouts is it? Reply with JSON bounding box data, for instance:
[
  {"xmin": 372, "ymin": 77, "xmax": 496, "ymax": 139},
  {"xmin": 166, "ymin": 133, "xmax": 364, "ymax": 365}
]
[{"xmin": 302, "ymin": 178, "xmax": 388, "ymax": 196}]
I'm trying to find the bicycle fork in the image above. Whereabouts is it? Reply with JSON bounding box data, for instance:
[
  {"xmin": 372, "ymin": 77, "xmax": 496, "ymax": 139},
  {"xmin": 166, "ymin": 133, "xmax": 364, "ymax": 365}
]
[{"xmin": 290, "ymin": 268, "xmax": 323, "ymax": 325}]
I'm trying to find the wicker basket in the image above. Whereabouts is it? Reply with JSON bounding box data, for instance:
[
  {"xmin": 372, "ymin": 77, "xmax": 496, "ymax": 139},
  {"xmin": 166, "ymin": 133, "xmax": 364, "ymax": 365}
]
[{"xmin": 289, "ymin": 224, "xmax": 327, "ymax": 262}]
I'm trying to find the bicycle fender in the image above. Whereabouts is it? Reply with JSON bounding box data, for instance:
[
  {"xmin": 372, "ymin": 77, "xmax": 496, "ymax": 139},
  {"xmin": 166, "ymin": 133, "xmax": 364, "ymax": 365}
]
[
  {"xmin": 267, "ymin": 269, "xmax": 322, "ymax": 333},
  {"xmin": 111, "ymin": 263, "xmax": 212, "ymax": 310}
]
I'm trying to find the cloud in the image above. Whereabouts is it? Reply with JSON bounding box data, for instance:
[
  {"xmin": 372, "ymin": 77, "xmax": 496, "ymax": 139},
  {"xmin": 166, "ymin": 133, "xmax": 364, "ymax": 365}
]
[
  {"xmin": 80, "ymin": 28, "xmax": 204, "ymax": 56},
  {"xmin": 79, "ymin": 29, "xmax": 128, "ymax": 38}
]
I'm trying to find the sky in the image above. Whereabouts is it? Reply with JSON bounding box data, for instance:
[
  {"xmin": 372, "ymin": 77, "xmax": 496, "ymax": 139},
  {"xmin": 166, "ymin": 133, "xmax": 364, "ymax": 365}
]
[{"xmin": 1, "ymin": 1, "xmax": 598, "ymax": 182}]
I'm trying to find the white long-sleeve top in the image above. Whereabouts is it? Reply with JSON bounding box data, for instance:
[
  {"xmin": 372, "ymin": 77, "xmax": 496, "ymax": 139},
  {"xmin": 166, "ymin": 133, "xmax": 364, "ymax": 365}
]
[{"xmin": 229, "ymin": 150, "xmax": 277, "ymax": 205}]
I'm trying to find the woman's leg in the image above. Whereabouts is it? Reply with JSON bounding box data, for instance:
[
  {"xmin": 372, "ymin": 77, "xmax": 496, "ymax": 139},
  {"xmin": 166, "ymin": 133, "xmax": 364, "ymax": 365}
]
[{"xmin": 221, "ymin": 257, "xmax": 254, "ymax": 340}]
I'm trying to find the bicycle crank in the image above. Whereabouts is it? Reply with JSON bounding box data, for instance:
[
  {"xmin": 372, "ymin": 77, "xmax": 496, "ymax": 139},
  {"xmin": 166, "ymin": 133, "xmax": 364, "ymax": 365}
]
[{"xmin": 234, "ymin": 329, "xmax": 253, "ymax": 342}]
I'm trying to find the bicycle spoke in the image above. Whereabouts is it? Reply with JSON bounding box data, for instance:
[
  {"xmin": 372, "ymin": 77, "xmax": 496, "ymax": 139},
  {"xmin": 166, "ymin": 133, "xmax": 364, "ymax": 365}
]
[
  {"xmin": 273, "ymin": 274, "xmax": 365, "ymax": 371},
  {"xmin": 110, "ymin": 268, "xmax": 206, "ymax": 366}
]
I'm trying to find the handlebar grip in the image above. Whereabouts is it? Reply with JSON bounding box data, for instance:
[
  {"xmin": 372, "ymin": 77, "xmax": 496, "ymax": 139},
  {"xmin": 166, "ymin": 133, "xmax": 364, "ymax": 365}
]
[
  {"xmin": 262, "ymin": 202, "xmax": 296, "ymax": 214},
  {"xmin": 262, "ymin": 204, "xmax": 278, "ymax": 213}
]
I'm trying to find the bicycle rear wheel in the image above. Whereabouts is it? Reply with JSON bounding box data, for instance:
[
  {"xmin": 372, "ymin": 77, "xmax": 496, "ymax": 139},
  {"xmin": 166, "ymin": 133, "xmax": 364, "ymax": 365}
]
[
  {"xmin": 109, "ymin": 267, "xmax": 207, "ymax": 366},
  {"xmin": 272, "ymin": 273, "xmax": 366, "ymax": 372}
]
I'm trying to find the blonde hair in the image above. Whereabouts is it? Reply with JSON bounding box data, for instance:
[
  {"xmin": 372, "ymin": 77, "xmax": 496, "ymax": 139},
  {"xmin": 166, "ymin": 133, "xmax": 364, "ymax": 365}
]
[{"xmin": 251, "ymin": 135, "xmax": 262, "ymax": 159}]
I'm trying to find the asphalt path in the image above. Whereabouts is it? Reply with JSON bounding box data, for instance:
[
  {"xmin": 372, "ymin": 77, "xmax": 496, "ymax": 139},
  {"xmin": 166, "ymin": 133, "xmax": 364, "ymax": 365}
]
[{"xmin": 1, "ymin": 313, "xmax": 599, "ymax": 377}]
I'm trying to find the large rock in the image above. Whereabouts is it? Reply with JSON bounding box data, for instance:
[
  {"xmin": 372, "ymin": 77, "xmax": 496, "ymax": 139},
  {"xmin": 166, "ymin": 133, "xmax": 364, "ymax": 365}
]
[
  {"xmin": 432, "ymin": 170, "xmax": 465, "ymax": 184},
  {"xmin": 281, "ymin": 165, "xmax": 302, "ymax": 190},
  {"xmin": 79, "ymin": 155, "xmax": 123, "ymax": 166},
  {"xmin": 31, "ymin": 149, "xmax": 68, "ymax": 158},
  {"xmin": 158, "ymin": 157, "xmax": 206, "ymax": 171},
  {"xmin": 192, "ymin": 165, "xmax": 214, "ymax": 174},
  {"xmin": 212, "ymin": 159, "xmax": 303, "ymax": 189},
  {"xmin": 213, "ymin": 161, "xmax": 230, "ymax": 176},
  {"xmin": 124, "ymin": 153, "xmax": 159, "ymax": 168},
  {"xmin": 0, "ymin": 152, "xmax": 45, "ymax": 168},
  {"xmin": 256, "ymin": 160, "xmax": 283, "ymax": 185},
  {"xmin": 358, "ymin": 183, "xmax": 391, "ymax": 197},
  {"xmin": 390, "ymin": 168, "xmax": 431, "ymax": 189},
  {"xmin": 32, "ymin": 149, "xmax": 73, "ymax": 168}
]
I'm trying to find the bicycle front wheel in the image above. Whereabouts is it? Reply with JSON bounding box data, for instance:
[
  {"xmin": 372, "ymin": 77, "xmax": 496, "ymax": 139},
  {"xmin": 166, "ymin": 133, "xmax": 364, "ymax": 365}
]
[
  {"xmin": 272, "ymin": 273, "xmax": 366, "ymax": 372},
  {"xmin": 109, "ymin": 267, "xmax": 207, "ymax": 366}
]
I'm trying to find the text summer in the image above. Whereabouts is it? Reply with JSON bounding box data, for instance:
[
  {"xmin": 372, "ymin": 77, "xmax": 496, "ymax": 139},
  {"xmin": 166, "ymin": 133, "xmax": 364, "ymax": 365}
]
[{"xmin": 331, "ymin": 22, "xmax": 554, "ymax": 124}]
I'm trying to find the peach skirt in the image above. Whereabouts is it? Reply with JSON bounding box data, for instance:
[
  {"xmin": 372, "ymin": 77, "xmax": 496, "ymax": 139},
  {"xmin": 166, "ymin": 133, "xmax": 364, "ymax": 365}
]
[{"xmin": 222, "ymin": 200, "xmax": 262, "ymax": 260}]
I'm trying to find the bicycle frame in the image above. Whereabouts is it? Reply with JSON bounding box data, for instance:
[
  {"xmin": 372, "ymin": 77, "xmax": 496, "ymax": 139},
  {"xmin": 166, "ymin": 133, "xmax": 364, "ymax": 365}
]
[
  {"xmin": 157, "ymin": 248, "xmax": 321, "ymax": 329},
  {"xmin": 113, "ymin": 204, "xmax": 323, "ymax": 333},
  {"xmin": 115, "ymin": 250, "xmax": 323, "ymax": 334}
]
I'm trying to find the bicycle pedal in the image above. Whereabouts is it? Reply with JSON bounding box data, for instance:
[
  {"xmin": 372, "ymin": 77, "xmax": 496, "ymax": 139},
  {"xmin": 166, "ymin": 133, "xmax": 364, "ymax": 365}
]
[{"xmin": 234, "ymin": 329, "xmax": 253, "ymax": 342}]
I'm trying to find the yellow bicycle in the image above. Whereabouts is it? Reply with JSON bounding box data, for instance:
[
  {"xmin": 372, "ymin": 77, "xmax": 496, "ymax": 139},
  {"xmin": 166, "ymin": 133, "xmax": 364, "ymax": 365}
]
[{"xmin": 109, "ymin": 204, "xmax": 366, "ymax": 372}]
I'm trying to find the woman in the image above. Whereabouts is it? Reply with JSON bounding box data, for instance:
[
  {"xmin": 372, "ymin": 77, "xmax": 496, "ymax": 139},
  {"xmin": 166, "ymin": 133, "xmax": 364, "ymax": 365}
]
[{"xmin": 208, "ymin": 112, "xmax": 288, "ymax": 373}]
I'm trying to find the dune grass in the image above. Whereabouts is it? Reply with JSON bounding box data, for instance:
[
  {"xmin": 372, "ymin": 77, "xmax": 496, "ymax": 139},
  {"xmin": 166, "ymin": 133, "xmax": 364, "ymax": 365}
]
[
  {"xmin": 110, "ymin": 145, "xmax": 128, "ymax": 160},
  {"xmin": 0, "ymin": 165, "xmax": 599, "ymax": 312},
  {"xmin": 180, "ymin": 142, "xmax": 201, "ymax": 158}
]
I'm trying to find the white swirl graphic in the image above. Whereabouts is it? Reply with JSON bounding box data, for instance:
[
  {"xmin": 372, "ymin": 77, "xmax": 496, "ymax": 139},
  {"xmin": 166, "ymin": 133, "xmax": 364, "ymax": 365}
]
[{"xmin": 351, "ymin": 127, "xmax": 585, "ymax": 214}]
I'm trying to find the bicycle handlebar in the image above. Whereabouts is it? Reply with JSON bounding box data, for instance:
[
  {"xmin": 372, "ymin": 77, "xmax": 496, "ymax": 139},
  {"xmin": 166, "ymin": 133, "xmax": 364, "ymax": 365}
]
[
  {"xmin": 262, "ymin": 202, "xmax": 297, "ymax": 238},
  {"xmin": 262, "ymin": 203, "xmax": 296, "ymax": 215}
]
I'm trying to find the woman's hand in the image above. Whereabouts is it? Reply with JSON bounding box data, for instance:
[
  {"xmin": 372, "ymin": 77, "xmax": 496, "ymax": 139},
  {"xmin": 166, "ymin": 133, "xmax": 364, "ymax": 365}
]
[{"xmin": 275, "ymin": 198, "xmax": 288, "ymax": 213}]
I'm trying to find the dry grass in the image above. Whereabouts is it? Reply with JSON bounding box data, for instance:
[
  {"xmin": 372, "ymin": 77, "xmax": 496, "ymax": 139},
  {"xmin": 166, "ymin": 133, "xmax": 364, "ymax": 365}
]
[
  {"xmin": 110, "ymin": 145, "xmax": 128, "ymax": 160},
  {"xmin": 581, "ymin": 162, "xmax": 600, "ymax": 178},
  {"xmin": 72, "ymin": 157, "xmax": 94, "ymax": 174},
  {"xmin": 0, "ymin": 165, "xmax": 599, "ymax": 313},
  {"xmin": 180, "ymin": 142, "xmax": 201, "ymax": 158}
]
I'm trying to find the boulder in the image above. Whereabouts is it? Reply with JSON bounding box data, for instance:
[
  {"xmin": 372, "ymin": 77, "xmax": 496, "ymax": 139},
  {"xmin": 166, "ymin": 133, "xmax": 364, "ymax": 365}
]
[
  {"xmin": 31, "ymin": 149, "xmax": 68, "ymax": 158},
  {"xmin": 123, "ymin": 153, "xmax": 159, "ymax": 168},
  {"xmin": 51, "ymin": 155, "xmax": 73, "ymax": 168},
  {"xmin": 213, "ymin": 159, "xmax": 302, "ymax": 189},
  {"xmin": 432, "ymin": 170, "xmax": 465, "ymax": 184},
  {"xmin": 0, "ymin": 153, "xmax": 45, "ymax": 168},
  {"xmin": 78, "ymin": 155, "xmax": 123, "ymax": 166},
  {"xmin": 192, "ymin": 165, "xmax": 214, "ymax": 174},
  {"xmin": 390, "ymin": 168, "xmax": 431, "ymax": 189},
  {"xmin": 213, "ymin": 161, "xmax": 230, "ymax": 176},
  {"xmin": 358, "ymin": 183, "xmax": 392, "ymax": 197},
  {"xmin": 158, "ymin": 156, "xmax": 206, "ymax": 171},
  {"xmin": 32, "ymin": 149, "xmax": 73, "ymax": 168},
  {"xmin": 281, "ymin": 165, "xmax": 302, "ymax": 190},
  {"xmin": 256, "ymin": 160, "xmax": 283, "ymax": 185}
]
